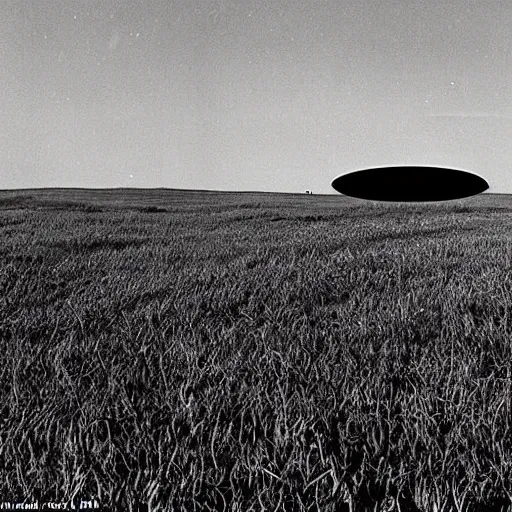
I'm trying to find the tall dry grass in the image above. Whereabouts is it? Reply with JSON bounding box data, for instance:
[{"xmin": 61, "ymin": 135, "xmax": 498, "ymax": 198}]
[{"xmin": 1, "ymin": 189, "xmax": 512, "ymax": 511}]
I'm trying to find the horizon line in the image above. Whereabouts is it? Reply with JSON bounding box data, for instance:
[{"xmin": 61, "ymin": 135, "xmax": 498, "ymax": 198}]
[{"xmin": 0, "ymin": 186, "xmax": 505, "ymax": 196}]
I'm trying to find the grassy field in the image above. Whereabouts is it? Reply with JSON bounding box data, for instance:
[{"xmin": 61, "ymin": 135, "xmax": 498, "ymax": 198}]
[{"xmin": 1, "ymin": 188, "xmax": 512, "ymax": 511}]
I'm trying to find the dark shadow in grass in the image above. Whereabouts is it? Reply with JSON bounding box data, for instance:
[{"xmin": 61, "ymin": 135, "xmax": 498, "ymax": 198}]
[
  {"xmin": 82, "ymin": 238, "xmax": 148, "ymax": 251},
  {"xmin": 300, "ymin": 214, "xmax": 331, "ymax": 222},
  {"xmin": 138, "ymin": 206, "xmax": 168, "ymax": 213},
  {"xmin": 49, "ymin": 238, "xmax": 147, "ymax": 252},
  {"xmin": 264, "ymin": 214, "xmax": 333, "ymax": 223}
]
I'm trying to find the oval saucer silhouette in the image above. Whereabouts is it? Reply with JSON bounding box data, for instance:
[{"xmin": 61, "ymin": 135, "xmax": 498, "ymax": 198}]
[{"xmin": 331, "ymin": 166, "xmax": 489, "ymax": 202}]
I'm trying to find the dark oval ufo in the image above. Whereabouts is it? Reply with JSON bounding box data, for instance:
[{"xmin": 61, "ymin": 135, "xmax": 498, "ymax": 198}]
[{"xmin": 331, "ymin": 166, "xmax": 489, "ymax": 202}]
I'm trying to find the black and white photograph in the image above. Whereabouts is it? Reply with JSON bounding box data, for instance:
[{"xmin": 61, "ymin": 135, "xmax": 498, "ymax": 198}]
[{"xmin": 1, "ymin": 0, "xmax": 512, "ymax": 510}]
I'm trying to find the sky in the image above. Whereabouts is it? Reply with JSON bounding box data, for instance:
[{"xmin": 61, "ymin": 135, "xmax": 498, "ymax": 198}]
[{"xmin": 2, "ymin": 0, "xmax": 512, "ymax": 195}]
